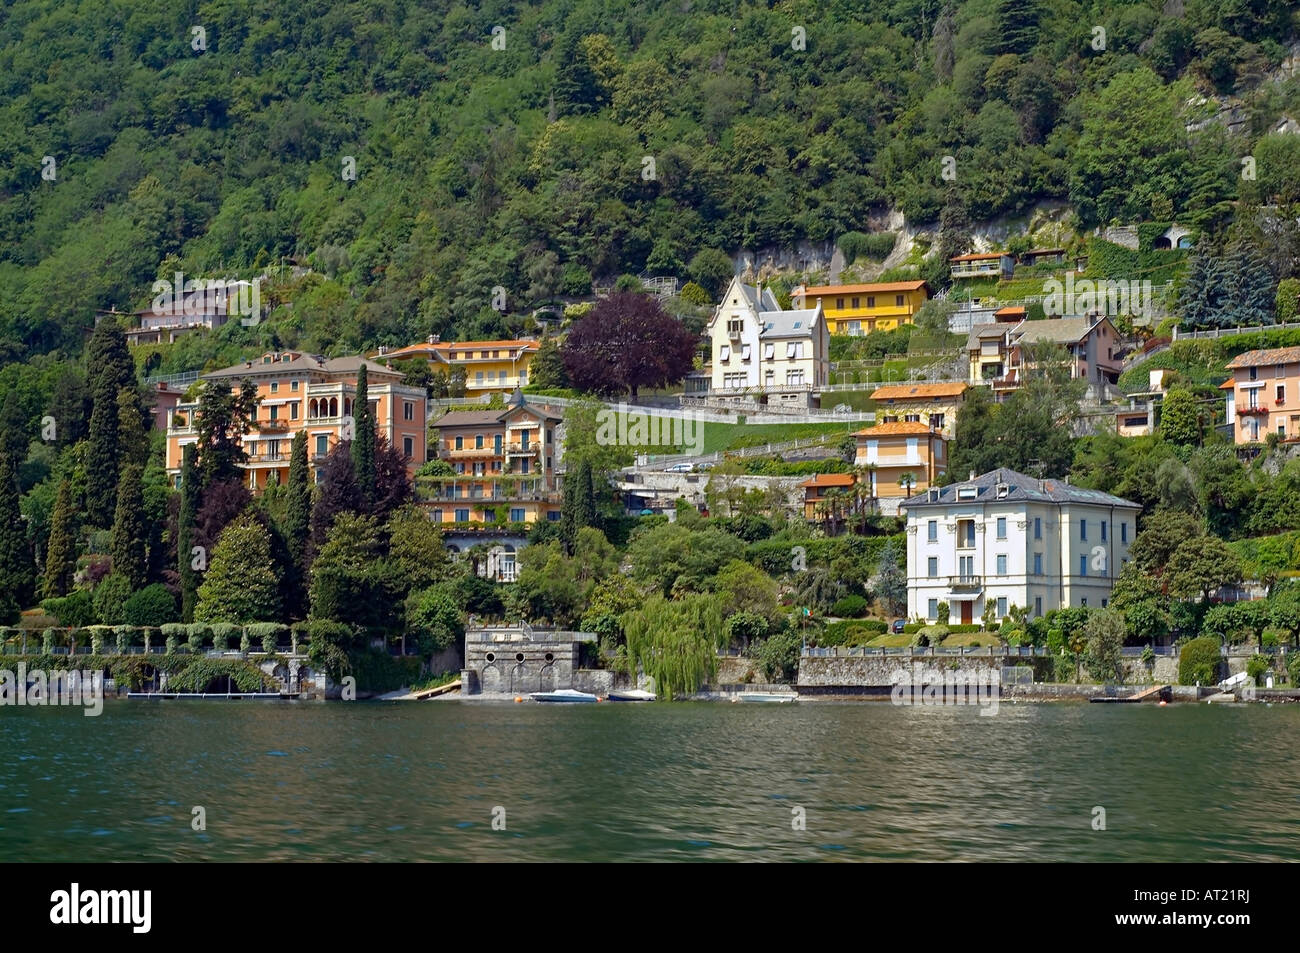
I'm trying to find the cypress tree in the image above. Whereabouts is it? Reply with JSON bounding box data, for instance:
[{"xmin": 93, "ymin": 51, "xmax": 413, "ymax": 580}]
[
  {"xmin": 576, "ymin": 459, "xmax": 597, "ymax": 530},
  {"xmin": 285, "ymin": 430, "xmax": 312, "ymax": 617},
  {"xmin": 116, "ymin": 386, "xmax": 148, "ymax": 470},
  {"xmin": 178, "ymin": 444, "xmax": 200, "ymax": 621},
  {"xmin": 351, "ymin": 365, "xmax": 375, "ymax": 509},
  {"xmin": 0, "ymin": 451, "xmax": 34, "ymax": 609},
  {"xmin": 86, "ymin": 318, "xmax": 135, "ymax": 397},
  {"xmin": 559, "ymin": 468, "xmax": 579, "ymax": 555},
  {"xmin": 85, "ymin": 372, "xmax": 120, "ymax": 527},
  {"xmin": 43, "ymin": 477, "xmax": 77, "ymax": 598},
  {"xmin": 111, "ymin": 464, "xmax": 147, "ymax": 591}
]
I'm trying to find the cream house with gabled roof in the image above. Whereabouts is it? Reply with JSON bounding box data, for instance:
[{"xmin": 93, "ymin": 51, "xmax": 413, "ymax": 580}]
[{"xmin": 706, "ymin": 276, "xmax": 829, "ymax": 405}]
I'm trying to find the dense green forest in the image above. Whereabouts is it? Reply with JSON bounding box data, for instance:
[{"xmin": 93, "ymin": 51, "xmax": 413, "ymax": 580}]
[{"xmin": 2, "ymin": 0, "xmax": 1299, "ymax": 374}]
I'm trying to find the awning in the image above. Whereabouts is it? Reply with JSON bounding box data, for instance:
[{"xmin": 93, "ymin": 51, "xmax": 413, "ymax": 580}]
[{"xmin": 946, "ymin": 592, "xmax": 980, "ymax": 601}]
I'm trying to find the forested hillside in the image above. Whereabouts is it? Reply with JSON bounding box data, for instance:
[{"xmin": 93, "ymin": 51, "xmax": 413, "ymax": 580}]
[{"xmin": 1, "ymin": 0, "xmax": 1299, "ymax": 367}]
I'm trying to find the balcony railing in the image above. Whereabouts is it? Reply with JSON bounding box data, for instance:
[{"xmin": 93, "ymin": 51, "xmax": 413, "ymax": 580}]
[
  {"xmin": 1238, "ymin": 404, "xmax": 1269, "ymax": 415},
  {"xmin": 247, "ymin": 452, "xmax": 287, "ymax": 463},
  {"xmin": 949, "ymin": 575, "xmax": 982, "ymax": 588},
  {"xmin": 255, "ymin": 419, "xmax": 291, "ymax": 432},
  {"xmin": 504, "ymin": 444, "xmax": 538, "ymax": 455},
  {"xmin": 444, "ymin": 446, "xmax": 500, "ymax": 457}
]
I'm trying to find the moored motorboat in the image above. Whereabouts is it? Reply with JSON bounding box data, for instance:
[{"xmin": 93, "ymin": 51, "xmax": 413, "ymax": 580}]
[
  {"xmin": 607, "ymin": 689, "xmax": 657, "ymax": 702},
  {"xmin": 730, "ymin": 692, "xmax": 798, "ymax": 703},
  {"xmin": 529, "ymin": 688, "xmax": 599, "ymax": 703}
]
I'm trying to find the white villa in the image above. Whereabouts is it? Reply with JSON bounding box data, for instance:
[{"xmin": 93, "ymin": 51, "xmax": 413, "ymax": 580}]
[
  {"xmin": 899, "ymin": 468, "xmax": 1141, "ymax": 625},
  {"xmin": 704, "ymin": 277, "xmax": 829, "ymax": 406}
]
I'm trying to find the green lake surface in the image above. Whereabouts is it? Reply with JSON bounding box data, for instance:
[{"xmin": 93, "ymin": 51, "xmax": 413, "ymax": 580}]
[{"xmin": 2, "ymin": 699, "xmax": 1296, "ymax": 862}]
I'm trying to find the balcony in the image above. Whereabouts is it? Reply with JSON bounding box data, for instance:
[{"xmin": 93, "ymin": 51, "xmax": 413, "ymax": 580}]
[
  {"xmin": 1237, "ymin": 404, "xmax": 1269, "ymax": 416},
  {"xmin": 255, "ymin": 419, "xmax": 291, "ymax": 432},
  {"xmin": 247, "ymin": 452, "xmax": 287, "ymax": 464},
  {"xmin": 505, "ymin": 444, "xmax": 538, "ymax": 455},
  {"xmin": 949, "ymin": 575, "xmax": 982, "ymax": 589},
  {"xmin": 444, "ymin": 446, "xmax": 500, "ymax": 458}
]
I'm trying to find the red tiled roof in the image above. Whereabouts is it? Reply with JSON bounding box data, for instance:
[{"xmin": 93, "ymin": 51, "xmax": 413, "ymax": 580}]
[
  {"xmin": 799, "ymin": 473, "xmax": 856, "ymax": 488},
  {"xmin": 870, "ymin": 382, "xmax": 968, "ymax": 400},
  {"xmin": 1225, "ymin": 347, "xmax": 1300, "ymax": 369}
]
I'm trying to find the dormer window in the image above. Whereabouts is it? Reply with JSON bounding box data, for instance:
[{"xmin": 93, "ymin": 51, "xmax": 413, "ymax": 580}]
[{"xmin": 958, "ymin": 487, "xmax": 977, "ymax": 500}]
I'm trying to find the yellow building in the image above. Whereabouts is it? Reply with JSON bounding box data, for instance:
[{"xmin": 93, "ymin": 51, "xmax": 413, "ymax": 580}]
[
  {"xmin": 377, "ymin": 337, "xmax": 540, "ymax": 398},
  {"xmin": 869, "ymin": 382, "xmax": 968, "ymax": 440},
  {"xmin": 792, "ymin": 281, "xmax": 929, "ymax": 335}
]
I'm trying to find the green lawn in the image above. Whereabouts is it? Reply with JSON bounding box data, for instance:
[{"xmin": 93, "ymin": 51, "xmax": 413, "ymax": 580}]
[
  {"xmin": 940, "ymin": 632, "xmax": 1003, "ymax": 648},
  {"xmin": 703, "ymin": 421, "xmax": 855, "ymax": 454},
  {"xmin": 865, "ymin": 632, "xmax": 913, "ymax": 648}
]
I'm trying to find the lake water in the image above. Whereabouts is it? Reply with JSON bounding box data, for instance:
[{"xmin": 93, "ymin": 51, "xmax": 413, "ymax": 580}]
[{"xmin": 2, "ymin": 699, "xmax": 1296, "ymax": 862}]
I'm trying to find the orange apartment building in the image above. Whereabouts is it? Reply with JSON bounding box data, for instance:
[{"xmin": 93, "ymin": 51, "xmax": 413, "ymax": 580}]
[
  {"xmin": 165, "ymin": 351, "xmax": 428, "ymax": 490},
  {"xmin": 1223, "ymin": 346, "xmax": 1300, "ymax": 444},
  {"xmin": 423, "ymin": 391, "xmax": 563, "ymax": 525},
  {"xmin": 852, "ymin": 421, "xmax": 947, "ymax": 498}
]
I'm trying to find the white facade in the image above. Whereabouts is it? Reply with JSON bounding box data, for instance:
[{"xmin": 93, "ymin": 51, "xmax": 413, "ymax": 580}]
[
  {"xmin": 707, "ymin": 277, "xmax": 829, "ymax": 394},
  {"xmin": 900, "ymin": 468, "xmax": 1140, "ymax": 624}
]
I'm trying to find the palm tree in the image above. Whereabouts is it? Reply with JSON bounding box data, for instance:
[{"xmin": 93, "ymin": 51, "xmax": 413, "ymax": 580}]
[{"xmin": 898, "ymin": 472, "xmax": 917, "ymax": 498}]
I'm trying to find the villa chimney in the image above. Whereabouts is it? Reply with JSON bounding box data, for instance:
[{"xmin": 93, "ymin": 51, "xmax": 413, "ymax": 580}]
[
  {"xmin": 378, "ymin": 345, "xmax": 387, "ymax": 355},
  {"xmin": 968, "ymin": 470, "xmax": 975, "ymax": 482}
]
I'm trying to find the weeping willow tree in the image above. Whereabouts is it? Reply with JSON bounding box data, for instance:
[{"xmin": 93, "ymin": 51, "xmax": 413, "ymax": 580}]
[{"xmin": 622, "ymin": 593, "xmax": 726, "ymax": 700}]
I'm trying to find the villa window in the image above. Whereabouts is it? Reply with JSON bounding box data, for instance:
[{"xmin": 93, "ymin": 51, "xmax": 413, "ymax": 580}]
[
  {"xmin": 866, "ymin": 296, "xmax": 875, "ymax": 308},
  {"xmin": 290, "ymin": 402, "xmax": 299, "ymax": 420},
  {"xmin": 896, "ymin": 294, "xmax": 904, "ymax": 306},
  {"xmin": 270, "ymin": 381, "xmax": 279, "ymax": 393},
  {"xmin": 455, "ymin": 508, "xmax": 470, "ymax": 522},
  {"xmin": 1034, "ymin": 517, "xmax": 1042, "ymax": 539},
  {"xmin": 836, "ymin": 298, "xmax": 844, "ymax": 309},
  {"xmin": 455, "ymin": 436, "xmax": 463, "ymax": 450},
  {"xmin": 851, "ymin": 297, "xmax": 860, "ymax": 308},
  {"xmin": 1120, "ymin": 522, "xmax": 1127, "ymax": 543},
  {"xmin": 510, "ymin": 507, "xmax": 525, "ymax": 522},
  {"xmin": 291, "ymin": 380, "xmax": 299, "ymax": 392},
  {"xmin": 1033, "ymin": 553, "xmax": 1042, "ymax": 575},
  {"xmin": 403, "ymin": 436, "xmax": 414, "ymax": 459},
  {"xmin": 742, "ymin": 344, "xmax": 751, "ymax": 361},
  {"xmin": 996, "ymin": 554, "xmax": 1007, "ymax": 575},
  {"xmin": 927, "ymin": 598, "xmax": 938, "ymax": 620},
  {"xmin": 957, "ymin": 519, "xmax": 975, "ymax": 547},
  {"xmin": 927, "ymin": 520, "xmax": 937, "ymax": 542},
  {"xmin": 720, "ymin": 345, "xmax": 731, "ymax": 362},
  {"xmin": 1079, "ymin": 555, "xmax": 1088, "ymax": 576},
  {"xmin": 404, "ymin": 401, "xmax": 414, "ymax": 421},
  {"xmin": 1101, "ymin": 521, "xmax": 1107, "ymax": 541},
  {"xmin": 1034, "ymin": 597, "xmax": 1042, "ymax": 616},
  {"xmin": 996, "ymin": 517, "xmax": 1006, "ymax": 539},
  {"xmin": 764, "ymin": 343, "xmax": 774, "ymax": 360},
  {"xmin": 1080, "ymin": 519, "xmax": 1087, "ymax": 541},
  {"xmin": 927, "ymin": 557, "xmax": 938, "ymax": 578},
  {"xmin": 997, "ymin": 597, "xmax": 1007, "ymax": 618}
]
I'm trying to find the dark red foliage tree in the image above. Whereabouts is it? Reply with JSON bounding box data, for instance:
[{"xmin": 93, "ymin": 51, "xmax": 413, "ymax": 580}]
[
  {"xmin": 193, "ymin": 478, "xmax": 252, "ymax": 558},
  {"xmin": 560, "ymin": 291, "xmax": 699, "ymax": 397},
  {"xmin": 372, "ymin": 434, "xmax": 413, "ymax": 521},
  {"xmin": 309, "ymin": 442, "xmax": 360, "ymax": 554}
]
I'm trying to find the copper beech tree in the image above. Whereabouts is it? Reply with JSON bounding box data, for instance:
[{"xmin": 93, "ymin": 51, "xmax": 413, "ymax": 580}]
[{"xmin": 560, "ymin": 291, "xmax": 698, "ymax": 398}]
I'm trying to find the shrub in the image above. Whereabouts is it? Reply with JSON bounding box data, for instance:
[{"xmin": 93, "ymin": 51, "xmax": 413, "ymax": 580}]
[
  {"xmin": 41, "ymin": 590, "xmax": 97, "ymax": 627},
  {"xmin": 42, "ymin": 628, "xmax": 56, "ymax": 654},
  {"xmin": 291, "ymin": 621, "xmax": 310, "ymax": 654},
  {"xmin": 92, "ymin": 574, "xmax": 133, "ymax": 625},
  {"xmin": 831, "ymin": 594, "xmax": 869, "ymax": 618},
  {"xmin": 164, "ymin": 634, "xmax": 178, "ymax": 655},
  {"xmin": 184, "ymin": 623, "xmax": 209, "ymax": 653},
  {"xmin": 1053, "ymin": 655, "xmax": 1075, "ymax": 683},
  {"xmin": 209, "ymin": 622, "xmax": 242, "ymax": 652},
  {"xmin": 918, "ymin": 624, "xmax": 949, "ymax": 646},
  {"xmin": 1178, "ymin": 636, "xmax": 1223, "ymax": 686},
  {"xmin": 113, "ymin": 625, "xmax": 132, "ymax": 655},
  {"xmin": 240, "ymin": 631, "xmax": 251, "ymax": 655},
  {"xmin": 122, "ymin": 584, "xmax": 179, "ymax": 627},
  {"xmin": 83, "ymin": 625, "xmax": 112, "ymax": 655},
  {"xmin": 936, "ymin": 601, "xmax": 950, "ymax": 625},
  {"xmin": 1246, "ymin": 654, "xmax": 1271, "ymax": 685},
  {"xmin": 245, "ymin": 622, "xmax": 289, "ymax": 653},
  {"xmin": 1288, "ymin": 653, "xmax": 1300, "ymax": 686}
]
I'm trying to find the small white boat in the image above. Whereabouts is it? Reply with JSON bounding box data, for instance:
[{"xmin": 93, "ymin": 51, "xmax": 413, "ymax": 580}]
[
  {"xmin": 607, "ymin": 689, "xmax": 657, "ymax": 702},
  {"xmin": 731, "ymin": 692, "xmax": 798, "ymax": 704},
  {"xmin": 529, "ymin": 689, "xmax": 599, "ymax": 703}
]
